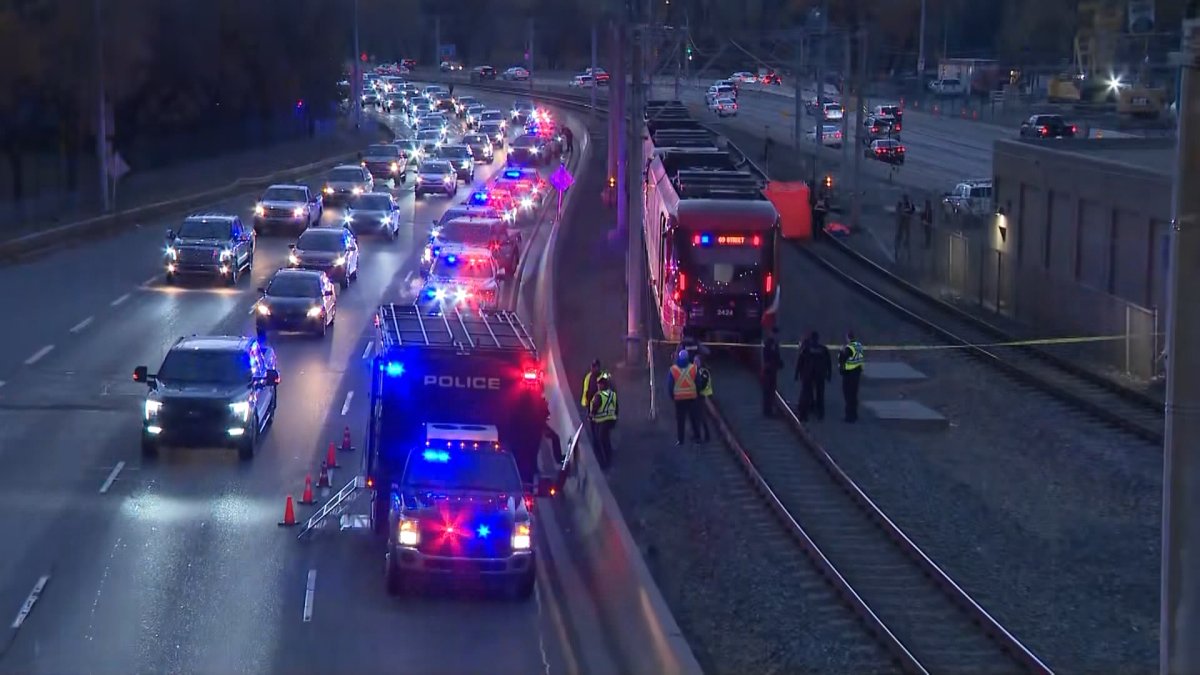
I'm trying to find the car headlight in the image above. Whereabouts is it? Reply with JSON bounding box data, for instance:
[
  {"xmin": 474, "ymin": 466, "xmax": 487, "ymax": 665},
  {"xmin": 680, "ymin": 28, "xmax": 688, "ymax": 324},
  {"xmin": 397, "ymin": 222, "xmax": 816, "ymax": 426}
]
[
  {"xmin": 433, "ymin": 288, "xmax": 446, "ymax": 301},
  {"xmin": 343, "ymin": 213, "xmax": 354, "ymax": 224},
  {"xmin": 219, "ymin": 249, "xmax": 233, "ymax": 260},
  {"xmin": 229, "ymin": 401, "xmax": 250, "ymax": 422},
  {"xmin": 390, "ymin": 161, "xmax": 399, "ymax": 172},
  {"xmin": 292, "ymin": 206, "xmax": 305, "ymax": 218},
  {"xmin": 256, "ymin": 303, "xmax": 271, "ymax": 316},
  {"xmin": 520, "ymin": 197, "xmax": 533, "ymax": 209},
  {"xmin": 323, "ymin": 186, "xmax": 333, "ymax": 194},
  {"xmin": 166, "ymin": 246, "xmax": 177, "ymax": 260},
  {"xmin": 443, "ymin": 176, "xmax": 453, "ymax": 184},
  {"xmin": 511, "ymin": 522, "xmax": 532, "ymax": 550},
  {"xmin": 288, "ymin": 253, "xmax": 300, "ymax": 265},
  {"xmin": 307, "ymin": 305, "xmax": 323, "ymax": 318},
  {"xmin": 530, "ymin": 147, "xmax": 539, "ymax": 155},
  {"xmin": 510, "ymin": 110, "xmax": 519, "ymax": 118},
  {"xmin": 352, "ymin": 187, "xmax": 363, "ymax": 195},
  {"xmin": 143, "ymin": 399, "xmax": 162, "ymax": 420},
  {"xmin": 454, "ymin": 289, "xmax": 470, "ymax": 303},
  {"xmin": 254, "ymin": 204, "xmax": 265, "ymax": 217},
  {"xmin": 333, "ymin": 255, "xmax": 346, "ymax": 266},
  {"xmin": 461, "ymin": 160, "xmax": 471, "ymax": 168},
  {"xmin": 398, "ymin": 518, "xmax": 420, "ymax": 547}
]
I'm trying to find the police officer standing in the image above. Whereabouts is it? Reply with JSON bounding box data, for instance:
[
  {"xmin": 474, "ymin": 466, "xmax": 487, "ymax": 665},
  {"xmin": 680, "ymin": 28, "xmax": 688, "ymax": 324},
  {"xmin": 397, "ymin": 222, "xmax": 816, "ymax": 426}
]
[
  {"xmin": 693, "ymin": 355, "xmax": 713, "ymax": 443},
  {"xmin": 838, "ymin": 331, "xmax": 865, "ymax": 423},
  {"xmin": 795, "ymin": 330, "xmax": 832, "ymax": 422},
  {"xmin": 588, "ymin": 373, "xmax": 618, "ymax": 468},
  {"xmin": 580, "ymin": 359, "xmax": 602, "ymax": 408},
  {"xmin": 562, "ymin": 126, "xmax": 574, "ymax": 155},
  {"xmin": 761, "ymin": 326, "xmax": 783, "ymax": 416},
  {"xmin": 667, "ymin": 350, "xmax": 700, "ymax": 445}
]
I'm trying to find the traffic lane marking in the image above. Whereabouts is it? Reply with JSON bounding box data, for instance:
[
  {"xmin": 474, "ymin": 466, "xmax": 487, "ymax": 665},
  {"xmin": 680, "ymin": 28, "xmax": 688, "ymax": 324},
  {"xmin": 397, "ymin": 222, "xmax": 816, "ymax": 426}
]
[
  {"xmin": 110, "ymin": 292, "xmax": 130, "ymax": 307},
  {"xmin": 99, "ymin": 461, "xmax": 126, "ymax": 494},
  {"xmin": 11, "ymin": 574, "xmax": 50, "ymax": 629},
  {"xmin": 361, "ymin": 340, "xmax": 372, "ymax": 360},
  {"xmin": 24, "ymin": 345, "xmax": 54, "ymax": 366},
  {"xmin": 340, "ymin": 390, "xmax": 354, "ymax": 416},
  {"xmin": 69, "ymin": 316, "xmax": 95, "ymax": 333},
  {"xmin": 302, "ymin": 569, "xmax": 316, "ymax": 622}
]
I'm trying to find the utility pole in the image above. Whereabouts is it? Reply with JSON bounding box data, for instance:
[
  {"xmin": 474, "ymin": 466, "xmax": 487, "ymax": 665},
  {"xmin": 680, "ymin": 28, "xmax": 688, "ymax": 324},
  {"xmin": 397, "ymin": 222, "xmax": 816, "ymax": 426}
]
[
  {"xmin": 917, "ymin": 0, "xmax": 927, "ymax": 76},
  {"xmin": 528, "ymin": 18, "xmax": 535, "ymax": 96},
  {"xmin": 841, "ymin": 30, "xmax": 851, "ymax": 161},
  {"xmin": 591, "ymin": 21, "xmax": 599, "ymax": 117},
  {"xmin": 93, "ymin": 0, "xmax": 110, "ymax": 212},
  {"xmin": 434, "ymin": 15, "xmax": 441, "ymax": 69},
  {"xmin": 850, "ymin": 26, "xmax": 867, "ymax": 230},
  {"xmin": 683, "ymin": 21, "xmax": 690, "ymax": 84},
  {"xmin": 812, "ymin": 0, "xmax": 828, "ymax": 156},
  {"xmin": 626, "ymin": 1, "xmax": 646, "ymax": 365},
  {"xmin": 609, "ymin": 20, "xmax": 624, "ymax": 196},
  {"xmin": 793, "ymin": 31, "xmax": 804, "ymax": 150},
  {"xmin": 1161, "ymin": 14, "xmax": 1200, "ymax": 674}
]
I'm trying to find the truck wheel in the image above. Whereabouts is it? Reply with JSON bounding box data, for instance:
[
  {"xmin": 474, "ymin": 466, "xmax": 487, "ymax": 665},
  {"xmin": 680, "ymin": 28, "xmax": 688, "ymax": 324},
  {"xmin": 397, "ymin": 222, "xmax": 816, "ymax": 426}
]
[
  {"xmin": 385, "ymin": 552, "xmax": 405, "ymax": 596},
  {"xmin": 510, "ymin": 569, "xmax": 535, "ymax": 601},
  {"xmin": 165, "ymin": 272, "xmax": 176, "ymax": 286},
  {"xmin": 141, "ymin": 437, "xmax": 159, "ymax": 459},
  {"xmin": 237, "ymin": 420, "xmax": 257, "ymax": 461}
]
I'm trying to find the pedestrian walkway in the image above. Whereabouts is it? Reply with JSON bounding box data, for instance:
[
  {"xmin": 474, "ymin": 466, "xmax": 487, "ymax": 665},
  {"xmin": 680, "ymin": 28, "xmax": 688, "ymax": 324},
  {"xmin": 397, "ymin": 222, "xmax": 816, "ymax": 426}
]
[{"xmin": 0, "ymin": 117, "xmax": 383, "ymax": 242}]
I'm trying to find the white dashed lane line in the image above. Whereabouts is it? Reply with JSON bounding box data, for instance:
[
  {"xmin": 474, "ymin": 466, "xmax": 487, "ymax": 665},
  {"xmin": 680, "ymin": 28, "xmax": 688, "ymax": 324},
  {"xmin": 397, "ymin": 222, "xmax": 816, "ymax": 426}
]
[
  {"xmin": 24, "ymin": 345, "xmax": 54, "ymax": 366},
  {"xmin": 69, "ymin": 316, "xmax": 94, "ymax": 333},
  {"xmin": 99, "ymin": 461, "xmax": 126, "ymax": 494},
  {"xmin": 361, "ymin": 341, "xmax": 372, "ymax": 360},
  {"xmin": 110, "ymin": 293, "xmax": 130, "ymax": 307},
  {"xmin": 302, "ymin": 569, "xmax": 317, "ymax": 622},
  {"xmin": 340, "ymin": 391, "xmax": 354, "ymax": 416},
  {"xmin": 11, "ymin": 575, "xmax": 50, "ymax": 630}
]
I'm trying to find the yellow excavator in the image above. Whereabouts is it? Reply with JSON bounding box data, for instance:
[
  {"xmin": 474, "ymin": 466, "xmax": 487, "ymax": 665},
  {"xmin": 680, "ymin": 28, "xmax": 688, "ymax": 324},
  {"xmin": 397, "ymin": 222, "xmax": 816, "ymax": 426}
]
[{"xmin": 1046, "ymin": 0, "xmax": 1166, "ymax": 118}]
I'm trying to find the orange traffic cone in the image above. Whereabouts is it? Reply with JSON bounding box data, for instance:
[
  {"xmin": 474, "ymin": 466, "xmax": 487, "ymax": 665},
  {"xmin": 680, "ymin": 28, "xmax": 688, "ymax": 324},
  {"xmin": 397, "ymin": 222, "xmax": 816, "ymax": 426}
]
[
  {"xmin": 316, "ymin": 461, "xmax": 331, "ymax": 488},
  {"xmin": 299, "ymin": 475, "xmax": 315, "ymax": 505},
  {"xmin": 340, "ymin": 427, "xmax": 353, "ymax": 452},
  {"xmin": 326, "ymin": 442, "xmax": 339, "ymax": 469},
  {"xmin": 278, "ymin": 495, "xmax": 297, "ymax": 527}
]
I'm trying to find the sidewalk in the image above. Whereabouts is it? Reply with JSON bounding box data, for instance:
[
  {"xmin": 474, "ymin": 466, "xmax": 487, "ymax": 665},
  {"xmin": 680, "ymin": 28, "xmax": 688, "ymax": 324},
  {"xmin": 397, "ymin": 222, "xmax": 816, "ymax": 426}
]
[{"xmin": 0, "ymin": 117, "xmax": 384, "ymax": 243}]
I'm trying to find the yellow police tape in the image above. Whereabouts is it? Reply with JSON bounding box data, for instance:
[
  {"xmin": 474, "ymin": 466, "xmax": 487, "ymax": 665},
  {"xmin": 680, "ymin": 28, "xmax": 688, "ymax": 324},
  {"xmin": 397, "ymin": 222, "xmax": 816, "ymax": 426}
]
[{"xmin": 652, "ymin": 333, "xmax": 1147, "ymax": 352}]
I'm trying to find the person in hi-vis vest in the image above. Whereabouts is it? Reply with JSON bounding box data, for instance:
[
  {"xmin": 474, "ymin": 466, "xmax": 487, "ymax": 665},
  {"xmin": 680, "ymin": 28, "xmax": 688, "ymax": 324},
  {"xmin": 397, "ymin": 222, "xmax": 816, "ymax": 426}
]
[
  {"xmin": 588, "ymin": 373, "xmax": 618, "ymax": 468},
  {"xmin": 667, "ymin": 350, "xmax": 702, "ymax": 446}
]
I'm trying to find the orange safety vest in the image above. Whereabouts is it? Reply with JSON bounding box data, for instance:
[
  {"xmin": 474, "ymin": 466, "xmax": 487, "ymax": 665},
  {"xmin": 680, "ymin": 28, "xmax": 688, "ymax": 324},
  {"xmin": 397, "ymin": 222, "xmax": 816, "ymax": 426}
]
[{"xmin": 670, "ymin": 363, "xmax": 698, "ymax": 400}]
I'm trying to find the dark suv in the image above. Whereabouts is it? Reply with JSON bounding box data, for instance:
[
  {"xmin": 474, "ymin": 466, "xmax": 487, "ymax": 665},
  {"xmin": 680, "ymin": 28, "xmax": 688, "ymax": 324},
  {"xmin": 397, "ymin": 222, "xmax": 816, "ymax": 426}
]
[
  {"xmin": 165, "ymin": 214, "xmax": 255, "ymax": 285},
  {"xmin": 134, "ymin": 335, "xmax": 279, "ymax": 460}
]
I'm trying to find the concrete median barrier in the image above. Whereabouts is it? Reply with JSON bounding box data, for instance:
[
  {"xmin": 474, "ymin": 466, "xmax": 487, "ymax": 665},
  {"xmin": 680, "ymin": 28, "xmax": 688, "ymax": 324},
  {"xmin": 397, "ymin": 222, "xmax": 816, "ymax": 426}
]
[
  {"xmin": 512, "ymin": 101, "xmax": 702, "ymax": 675},
  {"xmin": 0, "ymin": 120, "xmax": 391, "ymax": 263}
]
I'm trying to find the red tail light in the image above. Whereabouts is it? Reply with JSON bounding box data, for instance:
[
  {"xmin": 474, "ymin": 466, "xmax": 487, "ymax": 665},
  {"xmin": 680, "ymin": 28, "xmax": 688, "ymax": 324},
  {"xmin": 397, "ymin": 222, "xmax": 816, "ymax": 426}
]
[
  {"xmin": 1070, "ymin": 125, "xmax": 1078, "ymax": 134},
  {"xmin": 765, "ymin": 272, "xmax": 774, "ymax": 294},
  {"xmin": 752, "ymin": 235, "xmax": 761, "ymax": 246},
  {"xmin": 835, "ymin": 131, "xmax": 842, "ymax": 139},
  {"xmin": 1039, "ymin": 126, "xmax": 1048, "ymax": 135},
  {"xmin": 895, "ymin": 124, "xmax": 901, "ymax": 132},
  {"xmin": 678, "ymin": 272, "xmax": 687, "ymax": 291},
  {"xmin": 524, "ymin": 494, "xmax": 535, "ymax": 511},
  {"xmin": 898, "ymin": 146, "xmax": 905, "ymax": 152}
]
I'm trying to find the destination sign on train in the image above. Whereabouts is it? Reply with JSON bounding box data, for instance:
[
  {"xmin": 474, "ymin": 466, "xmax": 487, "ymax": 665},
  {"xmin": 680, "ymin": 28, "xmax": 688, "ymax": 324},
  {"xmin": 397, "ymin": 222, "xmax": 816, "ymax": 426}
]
[{"xmin": 692, "ymin": 233, "xmax": 762, "ymax": 247}]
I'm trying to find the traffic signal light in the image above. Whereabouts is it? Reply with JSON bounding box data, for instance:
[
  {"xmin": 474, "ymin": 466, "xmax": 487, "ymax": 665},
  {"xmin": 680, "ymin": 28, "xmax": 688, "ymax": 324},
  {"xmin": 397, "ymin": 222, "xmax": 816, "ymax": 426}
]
[
  {"xmin": 686, "ymin": 45, "xmax": 693, "ymax": 61},
  {"xmin": 360, "ymin": 52, "xmax": 368, "ymax": 62}
]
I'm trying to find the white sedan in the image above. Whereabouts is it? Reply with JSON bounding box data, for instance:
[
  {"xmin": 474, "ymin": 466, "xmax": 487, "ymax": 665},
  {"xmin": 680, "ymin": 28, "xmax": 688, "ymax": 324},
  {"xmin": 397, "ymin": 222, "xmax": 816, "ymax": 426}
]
[
  {"xmin": 569, "ymin": 75, "xmax": 595, "ymax": 88},
  {"xmin": 708, "ymin": 97, "xmax": 738, "ymax": 117},
  {"xmin": 807, "ymin": 123, "xmax": 844, "ymax": 148}
]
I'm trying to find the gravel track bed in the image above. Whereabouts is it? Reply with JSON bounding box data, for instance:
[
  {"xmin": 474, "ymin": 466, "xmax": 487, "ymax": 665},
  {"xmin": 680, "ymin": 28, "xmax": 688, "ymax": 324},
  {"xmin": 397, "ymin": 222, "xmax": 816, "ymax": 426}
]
[{"xmin": 768, "ymin": 239, "xmax": 1160, "ymax": 673}]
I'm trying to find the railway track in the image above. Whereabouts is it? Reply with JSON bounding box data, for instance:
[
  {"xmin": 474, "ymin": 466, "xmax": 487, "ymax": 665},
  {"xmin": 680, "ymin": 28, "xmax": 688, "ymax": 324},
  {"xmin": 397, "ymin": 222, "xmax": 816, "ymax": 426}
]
[
  {"xmin": 445, "ymin": 76, "xmax": 1165, "ymax": 445},
  {"xmin": 802, "ymin": 238, "xmax": 1164, "ymax": 444},
  {"xmin": 703, "ymin": 357, "xmax": 1053, "ymax": 675}
]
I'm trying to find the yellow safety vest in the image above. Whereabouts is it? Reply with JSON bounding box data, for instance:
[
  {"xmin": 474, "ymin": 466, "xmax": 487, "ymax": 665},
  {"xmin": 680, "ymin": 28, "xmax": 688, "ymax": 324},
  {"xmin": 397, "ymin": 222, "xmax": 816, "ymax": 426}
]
[
  {"xmin": 844, "ymin": 341, "xmax": 865, "ymax": 371},
  {"xmin": 671, "ymin": 364, "xmax": 698, "ymax": 400},
  {"xmin": 581, "ymin": 371, "xmax": 596, "ymax": 406},
  {"xmin": 591, "ymin": 390, "xmax": 618, "ymax": 422},
  {"xmin": 698, "ymin": 368, "xmax": 713, "ymax": 397}
]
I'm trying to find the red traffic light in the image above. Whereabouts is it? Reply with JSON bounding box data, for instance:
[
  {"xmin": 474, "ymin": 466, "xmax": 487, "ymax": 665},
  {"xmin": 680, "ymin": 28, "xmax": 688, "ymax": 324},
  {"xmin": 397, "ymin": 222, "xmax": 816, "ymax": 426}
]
[{"xmin": 360, "ymin": 52, "xmax": 368, "ymax": 62}]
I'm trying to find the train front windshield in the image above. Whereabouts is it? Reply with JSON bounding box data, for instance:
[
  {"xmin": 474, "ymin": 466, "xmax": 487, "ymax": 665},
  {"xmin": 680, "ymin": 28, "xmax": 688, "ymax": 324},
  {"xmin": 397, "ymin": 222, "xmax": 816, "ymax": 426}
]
[{"xmin": 678, "ymin": 232, "xmax": 771, "ymax": 294}]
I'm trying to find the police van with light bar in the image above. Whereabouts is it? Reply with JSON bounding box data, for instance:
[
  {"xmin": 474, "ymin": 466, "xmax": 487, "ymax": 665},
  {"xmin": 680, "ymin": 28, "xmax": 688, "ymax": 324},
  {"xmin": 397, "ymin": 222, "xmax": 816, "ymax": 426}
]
[{"xmin": 365, "ymin": 304, "xmax": 558, "ymax": 598}]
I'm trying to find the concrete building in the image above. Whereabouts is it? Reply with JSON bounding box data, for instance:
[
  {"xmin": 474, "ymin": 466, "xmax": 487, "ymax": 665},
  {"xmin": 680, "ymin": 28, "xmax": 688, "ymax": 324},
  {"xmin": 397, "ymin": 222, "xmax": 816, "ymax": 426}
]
[{"xmin": 988, "ymin": 137, "xmax": 1174, "ymax": 379}]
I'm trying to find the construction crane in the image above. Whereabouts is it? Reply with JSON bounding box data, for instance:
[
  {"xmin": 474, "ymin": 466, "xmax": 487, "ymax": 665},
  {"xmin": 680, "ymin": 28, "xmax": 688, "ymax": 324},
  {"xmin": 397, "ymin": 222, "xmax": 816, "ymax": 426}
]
[{"xmin": 1046, "ymin": 0, "xmax": 1166, "ymax": 118}]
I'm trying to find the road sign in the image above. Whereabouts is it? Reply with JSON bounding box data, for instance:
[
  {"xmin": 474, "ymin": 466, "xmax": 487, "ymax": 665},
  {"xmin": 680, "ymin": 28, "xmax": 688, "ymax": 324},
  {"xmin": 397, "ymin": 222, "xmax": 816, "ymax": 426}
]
[{"xmin": 550, "ymin": 164, "xmax": 574, "ymax": 192}]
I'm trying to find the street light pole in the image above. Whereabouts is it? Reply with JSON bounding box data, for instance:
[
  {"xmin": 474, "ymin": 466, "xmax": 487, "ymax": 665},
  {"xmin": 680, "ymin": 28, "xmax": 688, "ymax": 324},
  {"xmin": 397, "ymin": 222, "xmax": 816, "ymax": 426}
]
[
  {"xmin": 528, "ymin": 18, "xmax": 535, "ymax": 96},
  {"xmin": 1161, "ymin": 15, "xmax": 1200, "ymax": 674},
  {"xmin": 626, "ymin": 3, "xmax": 646, "ymax": 365},
  {"xmin": 917, "ymin": 0, "xmax": 927, "ymax": 76},
  {"xmin": 352, "ymin": 0, "xmax": 362, "ymax": 129},
  {"xmin": 812, "ymin": 0, "xmax": 828, "ymax": 155},
  {"xmin": 850, "ymin": 27, "xmax": 867, "ymax": 231},
  {"xmin": 94, "ymin": 0, "xmax": 110, "ymax": 213},
  {"xmin": 591, "ymin": 21, "xmax": 598, "ymax": 116}
]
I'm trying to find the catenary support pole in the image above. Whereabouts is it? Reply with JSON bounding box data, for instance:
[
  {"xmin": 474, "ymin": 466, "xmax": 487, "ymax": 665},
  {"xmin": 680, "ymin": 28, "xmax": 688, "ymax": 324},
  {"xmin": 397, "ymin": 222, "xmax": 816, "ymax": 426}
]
[
  {"xmin": 434, "ymin": 15, "xmax": 440, "ymax": 70},
  {"xmin": 813, "ymin": 0, "xmax": 828, "ymax": 158},
  {"xmin": 612, "ymin": 20, "xmax": 626, "ymax": 202},
  {"xmin": 841, "ymin": 30, "xmax": 850, "ymax": 161},
  {"xmin": 850, "ymin": 27, "xmax": 866, "ymax": 230},
  {"xmin": 94, "ymin": 0, "xmax": 110, "ymax": 212},
  {"xmin": 625, "ymin": 5, "xmax": 645, "ymax": 364},
  {"xmin": 591, "ymin": 22, "xmax": 598, "ymax": 117},
  {"xmin": 794, "ymin": 32, "xmax": 804, "ymax": 150},
  {"xmin": 1161, "ymin": 15, "xmax": 1200, "ymax": 675}
]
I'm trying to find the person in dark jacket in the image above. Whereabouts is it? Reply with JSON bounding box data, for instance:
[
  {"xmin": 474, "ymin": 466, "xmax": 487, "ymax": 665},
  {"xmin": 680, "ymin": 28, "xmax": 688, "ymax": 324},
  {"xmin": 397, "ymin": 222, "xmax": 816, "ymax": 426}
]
[
  {"xmin": 794, "ymin": 330, "xmax": 832, "ymax": 421},
  {"xmin": 761, "ymin": 326, "xmax": 783, "ymax": 416}
]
